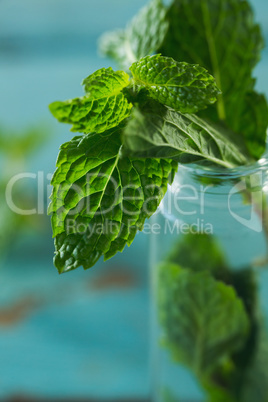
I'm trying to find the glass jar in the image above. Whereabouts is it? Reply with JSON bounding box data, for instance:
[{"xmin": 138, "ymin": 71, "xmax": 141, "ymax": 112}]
[{"xmin": 150, "ymin": 157, "xmax": 268, "ymax": 402}]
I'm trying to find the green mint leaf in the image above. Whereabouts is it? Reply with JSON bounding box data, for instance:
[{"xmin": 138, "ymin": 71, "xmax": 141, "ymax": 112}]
[
  {"xmin": 167, "ymin": 233, "xmax": 229, "ymax": 280},
  {"xmin": 160, "ymin": 0, "xmax": 264, "ymax": 114},
  {"xmin": 122, "ymin": 101, "xmax": 249, "ymax": 168},
  {"xmin": 162, "ymin": 233, "xmax": 261, "ymax": 399},
  {"xmin": 49, "ymin": 68, "xmax": 132, "ymax": 134},
  {"xmin": 130, "ymin": 55, "xmax": 220, "ymax": 113},
  {"xmin": 82, "ymin": 67, "xmax": 130, "ymax": 96},
  {"xmin": 231, "ymin": 91, "xmax": 268, "ymax": 160},
  {"xmin": 99, "ymin": 0, "xmax": 168, "ymax": 70},
  {"xmin": 48, "ymin": 127, "xmax": 177, "ymax": 273},
  {"xmin": 158, "ymin": 263, "xmax": 249, "ymax": 374},
  {"xmin": 48, "ymin": 127, "xmax": 123, "ymax": 238},
  {"xmin": 168, "ymin": 233, "xmax": 257, "ymax": 319},
  {"xmin": 159, "ymin": 0, "xmax": 267, "ymax": 159}
]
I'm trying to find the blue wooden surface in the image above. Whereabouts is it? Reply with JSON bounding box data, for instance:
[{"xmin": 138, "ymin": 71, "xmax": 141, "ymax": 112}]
[
  {"xmin": 0, "ymin": 0, "xmax": 268, "ymax": 400},
  {"xmin": 0, "ymin": 234, "xmax": 151, "ymax": 400}
]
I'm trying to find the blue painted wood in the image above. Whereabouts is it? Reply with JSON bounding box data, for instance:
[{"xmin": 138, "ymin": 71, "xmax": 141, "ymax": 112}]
[{"xmin": 0, "ymin": 0, "xmax": 268, "ymax": 399}]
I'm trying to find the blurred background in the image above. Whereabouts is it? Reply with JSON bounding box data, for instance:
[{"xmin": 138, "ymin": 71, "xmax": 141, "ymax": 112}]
[{"xmin": 0, "ymin": 0, "xmax": 267, "ymax": 401}]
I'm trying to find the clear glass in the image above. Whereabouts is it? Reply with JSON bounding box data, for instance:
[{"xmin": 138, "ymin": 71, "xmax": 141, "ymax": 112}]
[{"xmin": 150, "ymin": 155, "xmax": 268, "ymax": 402}]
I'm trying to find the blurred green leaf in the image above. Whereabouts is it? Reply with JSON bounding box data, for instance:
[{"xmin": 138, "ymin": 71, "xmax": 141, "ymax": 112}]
[
  {"xmin": 99, "ymin": 0, "xmax": 168, "ymax": 70},
  {"xmin": 158, "ymin": 263, "xmax": 249, "ymax": 375},
  {"xmin": 159, "ymin": 0, "xmax": 267, "ymax": 160},
  {"xmin": 0, "ymin": 124, "xmax": 49, "ymax": 260},
  {"xmin": 167, "ymin": 233, "xmax": 230, "ymax": 281},
  {"xmin": 241, "ymin": 330, "xmax": 268, "ymax": 402}
]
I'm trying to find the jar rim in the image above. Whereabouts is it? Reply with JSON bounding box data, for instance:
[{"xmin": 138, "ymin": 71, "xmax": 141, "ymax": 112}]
[{"xmin": 179, "ymin": 144, "xmax": 268, "ymax": 180}]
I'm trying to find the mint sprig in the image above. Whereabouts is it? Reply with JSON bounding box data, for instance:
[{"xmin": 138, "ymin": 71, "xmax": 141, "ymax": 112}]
[
  {"xmin": 48, "ymin": 53, "xmax": 245, "ymax": 272},
  {"xmin": 99, "ymin": 0, "xmax": 168, "ymax": 69},
  {"xmin": 49, "ymin": 0, "xmax": 268, "ymax": 273}
]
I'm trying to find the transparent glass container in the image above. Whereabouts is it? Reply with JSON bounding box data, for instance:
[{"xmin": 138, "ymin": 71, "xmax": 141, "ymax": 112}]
[{"xmin": 150, "ymin": 157, "xmax": 268, "ymax": 402}]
